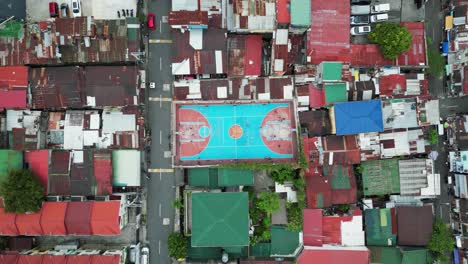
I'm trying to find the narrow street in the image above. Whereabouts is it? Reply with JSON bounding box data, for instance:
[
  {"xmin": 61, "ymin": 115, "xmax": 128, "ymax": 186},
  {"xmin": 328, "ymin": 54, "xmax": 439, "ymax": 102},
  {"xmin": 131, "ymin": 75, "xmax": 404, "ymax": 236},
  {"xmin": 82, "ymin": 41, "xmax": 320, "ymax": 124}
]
[{"xmin": 145, "ymin": 0, "xmax": 175, "ymax": 263}]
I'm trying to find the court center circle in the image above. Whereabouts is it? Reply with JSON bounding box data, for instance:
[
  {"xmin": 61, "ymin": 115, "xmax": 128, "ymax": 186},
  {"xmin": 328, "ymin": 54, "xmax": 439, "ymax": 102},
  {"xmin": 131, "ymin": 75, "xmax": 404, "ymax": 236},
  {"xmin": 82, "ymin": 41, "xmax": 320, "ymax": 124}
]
[
  {"xmin": 229, "ymin": 124, "xmax": 243, "ymax": 139},
  {"xmin": 199, "ymin": 126, "xmax": 210, "ymax": 138}
]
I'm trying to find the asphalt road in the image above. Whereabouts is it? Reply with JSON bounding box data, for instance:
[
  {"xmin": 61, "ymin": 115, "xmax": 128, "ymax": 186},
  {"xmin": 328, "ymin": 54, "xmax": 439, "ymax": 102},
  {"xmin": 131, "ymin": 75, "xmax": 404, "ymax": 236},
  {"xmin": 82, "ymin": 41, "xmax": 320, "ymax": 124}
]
[{"xmin": 145, "ymin": 0, "xmax": 175, "ymax": 263}]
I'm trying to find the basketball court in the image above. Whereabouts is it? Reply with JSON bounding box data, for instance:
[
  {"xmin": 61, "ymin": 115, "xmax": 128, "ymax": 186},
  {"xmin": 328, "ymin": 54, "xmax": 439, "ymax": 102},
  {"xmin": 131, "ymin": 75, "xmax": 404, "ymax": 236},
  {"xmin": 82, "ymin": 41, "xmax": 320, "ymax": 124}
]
[{"xmin": 174, "ymin": 101, "xmax": 298, "ymax": 166}]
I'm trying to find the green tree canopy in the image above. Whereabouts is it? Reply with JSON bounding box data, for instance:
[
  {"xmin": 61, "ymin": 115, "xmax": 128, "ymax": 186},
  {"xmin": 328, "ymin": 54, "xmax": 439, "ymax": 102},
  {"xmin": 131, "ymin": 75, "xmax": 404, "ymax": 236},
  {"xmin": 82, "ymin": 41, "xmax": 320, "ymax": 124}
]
[
  {"xmin": 270, "ymin": 168, "xmax": 296, "ymax": 184},
  {"xmin": 0, "ymin": 169, "xmax": 44, "ymax": 213},
  {"xmin": 368, "ymin": 23, "xmax": 412, "ymax": 60},
  {"xmin": 428, "ymin": 219, "xmax": 454, "ymax": 262},
  {"xmin": 256, "ymin": 192, "xmax": 280, "ymax": 215},
  {"xmin": 168, "ymin": 233, "xmax": 188, "ymax": 260}
]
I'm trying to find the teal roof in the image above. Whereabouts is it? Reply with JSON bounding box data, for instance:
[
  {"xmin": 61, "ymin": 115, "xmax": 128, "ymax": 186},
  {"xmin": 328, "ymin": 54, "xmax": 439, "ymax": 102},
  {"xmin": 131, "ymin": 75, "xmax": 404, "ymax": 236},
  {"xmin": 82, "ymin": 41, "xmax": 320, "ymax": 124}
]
[
  {"xmin": 401, "ymin": 248, "xmax": 429, "ymax": 264},
  {"xmin": 362, "ymin": 159, "xmax": 400, "ymax": 196},
  {"xmin": 290, "ymin": 0, "xmax": 311, "ymax": 27},
  {"xmin": 325, "ymin": 83, "xmax": 348, "ymax": 104},
  {"xmin": 369, "ymin": 247, "xmax": 429, "ymax": 264},
  {"xmin": 188, "ymin": 168, "xmax": 254, "ymax": 187},
  {"xmin": 187, "ymin": 240, "xmax": 222, "ymax": 260},
  {"xmin": 0, "ymin": 150, "xmax": 23, "ymax": 184},
  {"xmin": 249, "ymin": 243, "xmax": 271, "ymax": 257},
  {"xmin": 324, "ymin": 165, "xmax": 351, "ymax": 190},
  {"xmin": 321, "ymin": 62, "xmax": 343, "ymax": 81},
  {"xmin": 191, "ymin": 192, "xmax": 249, "ymax": 247},
  {"xmin": 365, "ymin": 208, "xmax": 397, "ymax": 246},
  {"xmin": 270, "ymin": 225, "xmax": 300, "ymax": 256}
]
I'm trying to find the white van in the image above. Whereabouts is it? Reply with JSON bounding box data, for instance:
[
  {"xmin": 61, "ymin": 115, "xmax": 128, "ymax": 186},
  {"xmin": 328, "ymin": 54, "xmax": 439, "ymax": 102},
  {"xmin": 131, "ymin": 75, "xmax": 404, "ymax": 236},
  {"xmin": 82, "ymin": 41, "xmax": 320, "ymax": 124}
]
[
  {"xmin": 351, "ymin": 5, "xmax": 371, "ymax": 15},
  {"xmin": 370, "ymin": 13, "xmax": 389, "ymax": 23},
  {"xmin": 371, "ymin": 3, "xmax": 390, "ymax": 13}
]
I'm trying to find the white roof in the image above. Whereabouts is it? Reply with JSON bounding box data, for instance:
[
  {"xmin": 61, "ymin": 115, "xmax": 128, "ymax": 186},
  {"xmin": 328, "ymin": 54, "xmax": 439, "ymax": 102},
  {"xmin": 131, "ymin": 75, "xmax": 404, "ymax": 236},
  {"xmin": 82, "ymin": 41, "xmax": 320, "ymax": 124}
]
[
  {"xmin": 112, "ymin": 150, "xmax": 141, "ymax": 187},
  {"xmin": 172, "ymin": 59, "xmax": 191, "ymax": 75},
  {"xmin": 102, "ymin": 112, "xmax": 136, "ymax": 134},
  {"xmin": 275, "ymin": 29, "xmax": 289, "ymax": 45},
  {"xmin": 189, "ymin": 29, "xmax": 203, "ymax": 50},
  {"xmin": 341, "ymin": 215, "xmax": 365, "ymax": 246}
]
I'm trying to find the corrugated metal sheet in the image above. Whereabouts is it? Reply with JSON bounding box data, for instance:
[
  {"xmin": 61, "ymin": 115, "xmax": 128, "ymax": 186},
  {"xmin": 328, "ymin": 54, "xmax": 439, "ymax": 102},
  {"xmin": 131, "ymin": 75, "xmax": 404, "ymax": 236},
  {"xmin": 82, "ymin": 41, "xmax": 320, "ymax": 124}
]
[
  {"xmin": 0, "ymin": 208, "xmax": 18, "ymax": 235},
  {"xmin": 227, "ymin": 35, "xmax": 262, "ymax": 76},
  {"xmin": 94, "ymin": 151, "xmax": 113, "ymax": 195},
  {"xmin": 303, "ymin": 209, "xmax": 323, "ymax": 246},
  {"xmin": 0, "ymin": 90, "xmax": 26, "ymax": 109},
  {"xmin": 397, "ymin": 206, "xmax": 433, "ymax": 246},
  {"xmin": 90, "ymin": 201, "xmax": 121, "ymax": 235},
  {"xmin": 290, "ymin": 0, "xmax": 310, "ymax": 27},
  {"xmin": 169, "ymin": 11, "xmax": 209, "ymax": 27},
  {"xmin": 298, "ymin": 247, "xmax": 369, "ymax": 264},
  {"xmin": 0, "ymin": 150, "xmax": 23, "ymax": 184},
  {"xmin": 16, "ymin": 211, "xmax": 43, "ymax": 235},
  {"xmin": 70, "ymin": 150, "xmax": 94, "ymax": 196},
  {"xmin": 228, "ymin": 0, "xmax": 276, "ymax": 32},
  {"xmin": 0, "ymin": 66, "xmax": 28, "ymax": 89},
  {"xmin": 25, "ymin": 150, "xmax": 49, "ymax": 193},
  {"xmin": 65, "ymin": 201, "xmax": 93, "ymax": 235},
  {"xmin": 0, "ymin": 22, "xmax": 26, "ymax": 66},
  {"xmin": 276, "ymin": 0, "xmax": 290, "ymax": 24},
  {"xmin": 307, "ymin": 0, "xmax": 351, "ymax": 64},
  {"xmin": 362, "ymin": 159, "xmax": 400, "ymax": 196},
  {"xmin": 299, "ymin": 110, "xmax": 332, "ymax": 137},
  {"xmin": 40, "ymin": 202, "xmax": 68, "ymax": 235}
]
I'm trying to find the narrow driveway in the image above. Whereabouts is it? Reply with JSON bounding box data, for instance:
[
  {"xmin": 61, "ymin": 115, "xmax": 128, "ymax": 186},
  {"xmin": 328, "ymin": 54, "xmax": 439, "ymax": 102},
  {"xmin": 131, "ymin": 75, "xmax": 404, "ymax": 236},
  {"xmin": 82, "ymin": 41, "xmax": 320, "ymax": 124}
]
[{"xmin": 146, "ymin": 0, "xmax": 175, "ymax": 263}]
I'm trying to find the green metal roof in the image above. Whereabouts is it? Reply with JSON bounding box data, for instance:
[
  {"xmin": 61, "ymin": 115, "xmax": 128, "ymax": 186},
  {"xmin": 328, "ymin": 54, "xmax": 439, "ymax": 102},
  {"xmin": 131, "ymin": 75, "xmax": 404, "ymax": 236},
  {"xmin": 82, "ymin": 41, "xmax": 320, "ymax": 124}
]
[
  {"xmin": 0, "ymin": 21, "xmax": 24, "ymax": 38},
  {"xmin": 369, "ymin": 247, "xmax": 402, "ymax": 264},
  {"xmin": 401, "ymin": 248, "xmax": 429, "ymax": 264},
  {"xmin": 362, "ymin": 159, "xmax": 400, "ymax": 196},
  {"xmin": 270, "ymin": 225, "xmax": 300, "ymax": 256},
  {"xmin": 321, "ymin": 62, "xmax": 343, "ymax": 81},
  {"xmin": 218, "ymin": 169, "xmax": 253, "ymax": 186},
  {"xmin": 365, "ymin": 209, "xmax": 397, "ymax": 246},
  {"xmin": 187, "ymin": 241, "xmax": 222, "ymax": 260},
  {"xmin": 126, "ymin": 17, "xmax": 139, "ymax": 41},
  {"xmin": 290, "ymin": 0, "xmax": 311, "ymax": 27},
  {"xmin": 188, "ymin": 168, "xmax": 253, "ymax": 187},
  {"xmin": 249, "ymin": 243, "xmax": 271, "ymax": 257},
  {"xmin": 325, "ymin": 83, "xmax": 348, "ymax": 104},
  {"xmin": 324, "ymin": 165, "xmax": 351, "ymax": 190},
  {"xmin": 191, "ymin": 192, "xmax": 249, "ymax": 247},
  {"xmin": 0, "ymin": 150, "xmax": 23, "ymax": 184}
]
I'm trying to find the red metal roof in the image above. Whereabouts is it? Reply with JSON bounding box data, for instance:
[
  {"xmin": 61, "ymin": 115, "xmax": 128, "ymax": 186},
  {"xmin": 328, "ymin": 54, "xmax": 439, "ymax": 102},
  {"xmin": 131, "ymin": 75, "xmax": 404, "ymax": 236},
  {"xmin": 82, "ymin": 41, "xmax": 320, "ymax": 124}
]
[
  {"xmin": 0, "ymin": 254, "xmax": 18, "ymax": 263},
  {"xmin": 90, "ymin": 201, "xmax": 121, "ymax": 235},
  {"xmin": 25, "ymin": 150, "xmax": 49, "ymax": 193},
  {"xmin": 168, "ymin": 10, "xmax": 208, "ymax": 27},
  {"xmin": 0, "ymin": 90, "xmax": 26, "ymax": 109},
  {"xmin": 245, "ymin": 35, "xmax": 262, "ymax": 76},
  {"xmin": 322, "ymin": 135, "xmax": 361, "ymax": 165},
  {"xmin": 91, "ymin": 255, "xmax": 121, "ymax": 264},
  {"xmin": 42, "ymin": 255, "xmax": 66, "ymax": 264},
  {"xmin": 351, "ymin": 22, "xmax": 426, "ymax": 67},
  {"xmin": 303, "ymin": 209, "xmax": 323, "ymax": 246},
  {"xmin": 276, "ymin": 0, "xmax": 291, "ymax": 24},
  {"xmin": 66, "ymin": 255, "xmax": 92, "ymax": 264},
  {"xmin": 16, "ymin": 211, "xmax": 43, "ymax": 235},
  {"xmin": 309, "ymin": 83, "xmax": 325, "ymax": 108},
  {"xmin": 93, "ymin": 151, "xmax": 113, "ymax": 195},
  {"xmin": 227, "ymin": 35, "xmax": 262, "ymax": 76},
  {"xmin": 0, "ymin": 207, "xmax": 18, "ymax": 235},
  {"xmin": 307, "ymin": 0, "xmax": 351, "ymax": 64},
  {"xmin": 298, "ymin": 247, "xmax": 369, "ymax": 264},
  {"xmin": 0, "ymin": 66, "xmax": 28, "ymax": 90},
  {"xmin": 17, "ymin": 255, "xmax": 43, "ymax": 264},
  {"xmin": 322, "ymin": 214, "xmax": 354, "ymax": 245},
  {"xmin": 379, "ymin": 74, "xmax": 407, "ymax": 96},
  {"xmin": 40, "ymin": 202, "xmax": 67, "ymax": 235},
  {"xmin": 65, "ymin": 202, "xmax": 92, "ymax": 235}
]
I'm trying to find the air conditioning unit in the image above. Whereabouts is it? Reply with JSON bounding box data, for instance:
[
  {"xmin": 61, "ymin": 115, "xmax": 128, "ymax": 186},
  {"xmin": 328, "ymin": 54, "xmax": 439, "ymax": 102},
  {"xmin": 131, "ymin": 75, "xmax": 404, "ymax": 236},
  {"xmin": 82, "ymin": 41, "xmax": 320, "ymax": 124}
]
[
  {"xmin": 71, "ymin": 196, "xmax": 86, "ymax": 202},
  {"xmin": 95, "ymin": 195, "xmax": 109, "ymax": 201},
  {"xmin": 46, "ymin": 196, "xmax": 62, "ymax": 202}
]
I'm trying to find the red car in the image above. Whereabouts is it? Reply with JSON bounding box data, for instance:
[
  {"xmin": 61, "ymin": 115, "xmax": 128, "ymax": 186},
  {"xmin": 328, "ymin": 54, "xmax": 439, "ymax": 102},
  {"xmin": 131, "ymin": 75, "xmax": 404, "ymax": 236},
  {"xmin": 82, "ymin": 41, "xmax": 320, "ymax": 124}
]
[
  {"xmin": 147, "ymin": 13, "xmax": 156, "ymax": 30},
  {"xmin": 49, "ymin": 2, "xmax": 59, "ymax": 17}
]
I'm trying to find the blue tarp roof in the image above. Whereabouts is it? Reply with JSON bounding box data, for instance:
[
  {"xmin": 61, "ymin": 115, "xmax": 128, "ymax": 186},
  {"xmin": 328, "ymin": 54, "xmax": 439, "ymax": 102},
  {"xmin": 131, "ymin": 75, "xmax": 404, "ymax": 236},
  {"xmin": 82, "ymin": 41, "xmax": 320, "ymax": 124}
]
[{"xmin": 334, "ymin": 100, "xmax": 384, "ymax": 135}]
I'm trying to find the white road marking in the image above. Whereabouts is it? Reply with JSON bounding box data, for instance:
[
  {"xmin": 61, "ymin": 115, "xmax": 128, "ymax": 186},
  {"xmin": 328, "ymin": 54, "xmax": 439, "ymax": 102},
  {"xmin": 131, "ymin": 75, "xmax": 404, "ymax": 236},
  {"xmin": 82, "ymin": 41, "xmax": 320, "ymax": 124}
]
[
  {"xmin": 159, "ymin": 57, "xmax": 162, "ymax": 70},
  {"xmin": 159, "ymin": 171, "xmax": 162, "ymax": 181},
  {"xmin": 159, "ymin": 203, "xmax": 161, "ymax": 217},
  {"xmin": 160, "ymin": 130, "xmax": 162, "ymax": 144},
  {"xmin": 159, "ymin": 20, "xmax": 162, "ymax": 33},
  {"xmin": 149, "ymin": 39, "xmax": 172, "ymax": 44},
  {"xmin": 158, "ymin": 240, "xmax": 161, "ymax": 255}
]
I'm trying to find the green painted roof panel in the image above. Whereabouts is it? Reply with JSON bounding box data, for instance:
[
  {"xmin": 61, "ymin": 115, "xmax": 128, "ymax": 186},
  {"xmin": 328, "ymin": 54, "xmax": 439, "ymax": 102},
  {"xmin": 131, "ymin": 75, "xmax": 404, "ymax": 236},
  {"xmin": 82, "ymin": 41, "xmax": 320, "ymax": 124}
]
[
  {"xmin": 270, "ymin": 225, "xmax": 300, "ymax": 256},
  {"xmin": 0, "ymin": 150, "xmax": 23, "ymax": 184},
  {"xmin": 290, "ymin": 0, "xmax": 311, "ymax": 27},
  {"xmin": 365, "ymin": 209, "xmax": 397, "ymax": 246},
  {"xmin": 191, "ymin": 192, "xmax": 249, "ymax": 247},
  {"xmin": 218, "ymin": 169, "xmax": 254, "ymax": 186},
  {"xmin": 325, "ymin": 83, "xmax": 348, "ymax": 104},
  {"xmin": 401, "ymin": 248, "xmax": 429, "ymax": 264},
  {"xmin": 369, "ymin": 247, "xmax": 402, "ymax": 264},
  {"xmin": 322, "ymin": 62, "xmax": 343, "ymax": 81},
  {"xmin": 362, "ymin": 159, "xmax": 400, "ymax": 196},
  {"xmin": 249, "ymin": 243, "xmax": 271, "ymax": 257}
]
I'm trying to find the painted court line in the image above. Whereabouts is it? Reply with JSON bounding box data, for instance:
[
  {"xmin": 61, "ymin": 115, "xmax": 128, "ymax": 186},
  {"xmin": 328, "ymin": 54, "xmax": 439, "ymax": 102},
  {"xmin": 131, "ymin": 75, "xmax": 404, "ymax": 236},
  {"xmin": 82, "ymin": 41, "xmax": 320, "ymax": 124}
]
[
  {"xmin": 149, "ymin": 97, "xmax": 172, "ymax": 102},
  {"xmin": 148, "ymin": 168, "xmax": 174, "ymax": 173}
]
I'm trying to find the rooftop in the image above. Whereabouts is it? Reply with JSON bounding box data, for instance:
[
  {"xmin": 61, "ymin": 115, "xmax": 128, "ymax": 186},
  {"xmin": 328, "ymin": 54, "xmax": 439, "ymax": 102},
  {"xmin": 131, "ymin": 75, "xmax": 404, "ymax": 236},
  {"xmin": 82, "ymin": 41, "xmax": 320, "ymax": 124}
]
[
  {"xmin": 226, "ymin": 0, "xmax": 276, "ymax": 32},
  {"xmin": 227, "ymin": 35, "xmax": 263, "ymax": 77},
  {"xmin": 191, "ymin": 192, "xmax": 249, "ymax": 247},
  {"xmin": 364, "ymin": 208, "xmax": 397, "ymax": 246},
  {"xmin": 333, "ymin": 100, "xmax": 384, "ymax": 136},
  {"xmin": 397, "ymin": 206, "xmax": 433, "ymax": 246},
  {"xmin": 298, "ymin": 246, "xmax": 369, "ymax": 264},
  {"xmin": 362, "ymin": 159, "xmax": 400, "ymax": 196},
  {"xmin": 382, "ymin": 99, "xmax": 418, "ymax": 129}
]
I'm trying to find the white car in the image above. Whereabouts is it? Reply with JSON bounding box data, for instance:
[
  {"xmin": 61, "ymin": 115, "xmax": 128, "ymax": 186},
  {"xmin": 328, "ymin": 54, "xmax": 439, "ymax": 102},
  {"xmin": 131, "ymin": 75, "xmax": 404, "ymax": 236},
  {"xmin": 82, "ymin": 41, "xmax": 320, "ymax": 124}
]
[
  {"xmin": 141, "ymin": 247, "xmax": 149, "ymax": 264},
  {"xmin": 71, "ymin": 0, "xmax": 81, "ymax": 17},
  {"xmin": 350, "ymin": 26, "xmax": 372, "ymax": 35},
  {"xmin": 370, "ymin": 13, "xmax": 389, "ymax": 23},
  {"xmin": 371, "ymin": 3, "xmax": 390, "ymax": 13}
]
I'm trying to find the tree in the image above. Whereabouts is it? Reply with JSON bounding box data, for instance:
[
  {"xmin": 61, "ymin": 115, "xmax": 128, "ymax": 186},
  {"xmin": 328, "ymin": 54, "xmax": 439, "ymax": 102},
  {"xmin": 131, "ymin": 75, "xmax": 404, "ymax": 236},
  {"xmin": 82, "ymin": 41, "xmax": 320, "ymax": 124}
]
[
  {"xmin": 168, "ymin": 233, "xmax": 188, "ymax": 260},
  {"xmin": 428, "ymin": 219, "xmax": 454, "ymax": 262},
  {"xmin": 427, "ymin": 127, "xmax": 439, "ymax": 145},
  {"xmin": 368, "ymin": 23, "xmax": 412, "ymax": 60},
  {"xmin": 256, "ymin": 192, "xmax": 280, "ymax": 215},
  {"xmin": 0, "ymin": 169, "xmax": 44, "ymax": 213},
  {"xmin": 286, "ymin": 203, "xmax": 303, "ymax": 232},
  {"xmin": 270, "ymin": 168, "xmax": 296, "ymax": 184}
]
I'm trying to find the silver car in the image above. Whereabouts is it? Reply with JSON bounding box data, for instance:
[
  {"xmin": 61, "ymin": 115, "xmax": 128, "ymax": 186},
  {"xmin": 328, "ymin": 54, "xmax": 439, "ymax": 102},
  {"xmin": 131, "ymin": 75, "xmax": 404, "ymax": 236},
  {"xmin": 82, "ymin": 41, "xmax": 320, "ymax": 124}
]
[{"xmin": 350, "ymin": 25, "xmax": 372, "ymax": 35}]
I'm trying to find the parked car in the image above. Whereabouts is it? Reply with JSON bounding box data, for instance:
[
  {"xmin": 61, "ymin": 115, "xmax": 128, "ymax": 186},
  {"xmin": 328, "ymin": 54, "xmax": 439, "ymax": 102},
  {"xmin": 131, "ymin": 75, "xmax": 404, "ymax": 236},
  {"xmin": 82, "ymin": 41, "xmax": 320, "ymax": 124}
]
[
  {"xmin": 371, "ymin": 3, "xmax": 390, "ymax": 13},
  {"xmin": 351, "ymin": 5, "xmax": 371, "ymax": 15},
  {"xmin": 350, "ymin": 15, "xmax": 370, "ymax": 25},
  {"xmin": 141, "ymin": 247, "xmax": 149, "ymax": 264},
  {"xmin": 71, "ymin": 0, "xmax": 81, "ymax": 17},
  {"xmin": 350, "ymin": 25, "xmax": 372, "ymax": 35},
  {"xmin": 49, "ymin": 2, "xmax": 59, "ymax": 17},
  {"xmin": 147, "ymin": 13, "xmax": 156, "ymax": 30},
  {"xmin": 129, "ymin": 245, "xmax": 137, "ymax": 263},
  {"xmin": 370, "ymin": 13, "xmax": 388, "ymax": 23},
  {"xmin": 351, "ymin": 0, "xmax": 371, "ymax": 4},
  {"xmin": 60, "ymin": 3, "xmax": 69, "ymax": 18}
]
